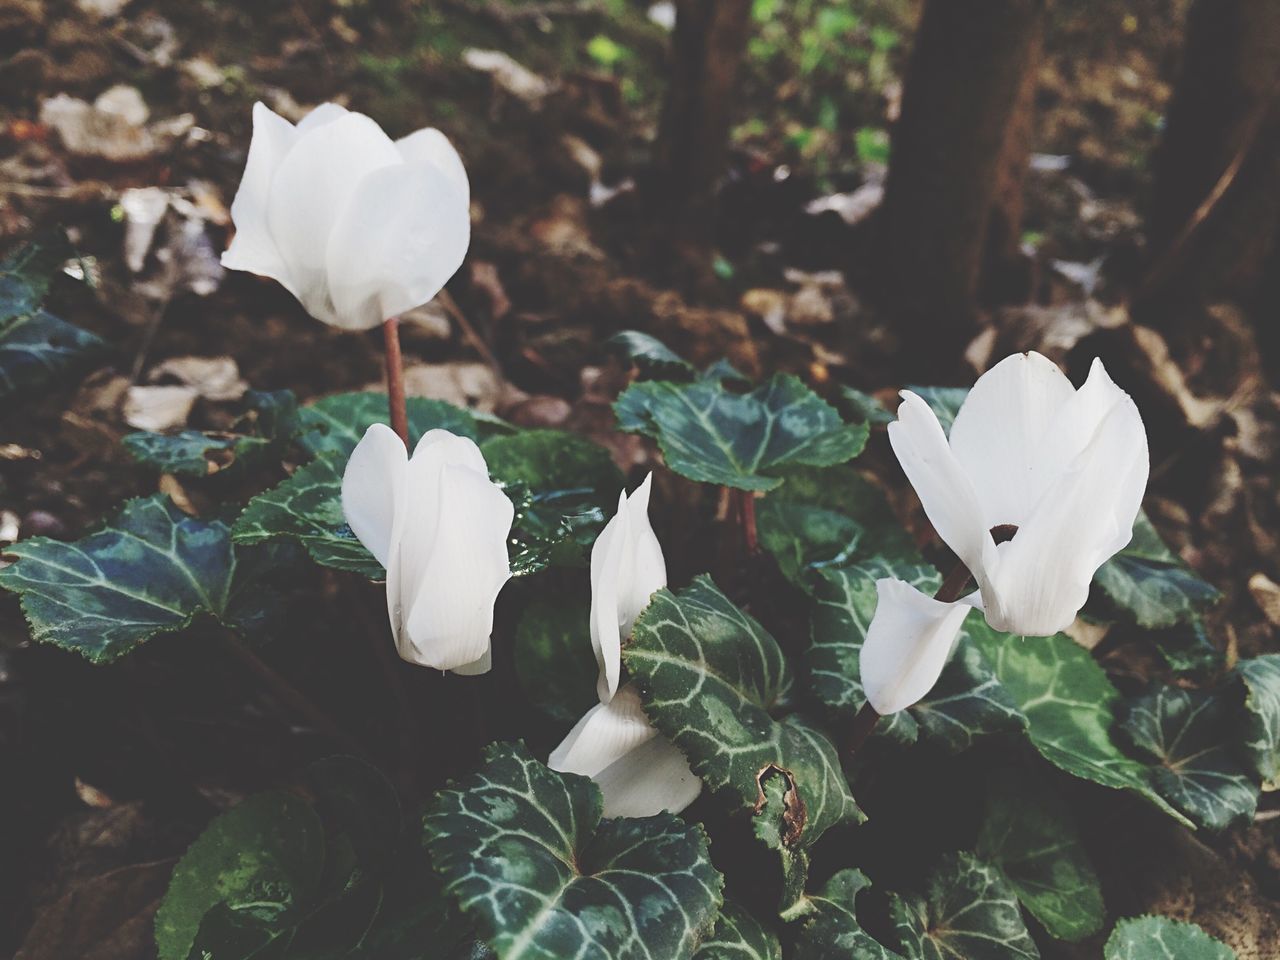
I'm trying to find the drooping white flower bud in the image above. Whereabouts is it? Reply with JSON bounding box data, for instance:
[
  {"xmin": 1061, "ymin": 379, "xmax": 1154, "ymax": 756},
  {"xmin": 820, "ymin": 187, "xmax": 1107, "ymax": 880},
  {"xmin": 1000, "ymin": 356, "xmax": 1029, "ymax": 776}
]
[
  {"xmin": 222, "ymin": 102, "xmax": 470, "ymax": 331},
  {"xmin": 342, "ymin": 425, "xmax": 512, "ymax": 673}
]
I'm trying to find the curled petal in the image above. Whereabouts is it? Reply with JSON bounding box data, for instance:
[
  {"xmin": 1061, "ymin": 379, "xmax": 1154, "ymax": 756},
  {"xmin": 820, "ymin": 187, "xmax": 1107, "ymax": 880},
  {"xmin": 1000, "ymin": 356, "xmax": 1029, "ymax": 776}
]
[
  {"xmin": 340, "ymin": 423, "xmax": 408, "ymax": 569},
  {"xmin": 220, "ymin": 102, "xmax": 297, "ymax": 284},
  {"xmin": 549, "ymin": 684, "xmax": 700, "ymax": 817},
  {"xmin": 590, "ymin": 475, "xmax": 667, "ymax": 703},
  {"xmin": 948, "ymin": 352, "xmax": 1077, "ymax": 528},
  {"xmin": 265, "ymin": 112, "xmax": 402, "ymax": 325},
  {"xmin": 402, "ymin": 463, "xmax": 513, "ymax": 670},
  {"xmin": 396, "ymin": 127, "xmax": 470, "ymax": 208},
  {"xmin": 860, "ymin": 579, "xmax": 975, "ymax": 714},
  {"xmin": 888, "ymin": 392, "xmax": 997, "ymax": 583},
  {"xmin": 985, "ymin": 384, "xmax": 1148, "ymax": 636}
]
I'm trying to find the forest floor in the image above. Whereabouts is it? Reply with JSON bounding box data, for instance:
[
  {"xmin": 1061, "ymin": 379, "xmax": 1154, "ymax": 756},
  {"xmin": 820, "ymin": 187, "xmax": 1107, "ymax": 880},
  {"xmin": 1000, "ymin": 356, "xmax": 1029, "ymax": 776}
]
[{"xmin": 2, "ymin": 0, "xmax": 1280, "ymax": 957}]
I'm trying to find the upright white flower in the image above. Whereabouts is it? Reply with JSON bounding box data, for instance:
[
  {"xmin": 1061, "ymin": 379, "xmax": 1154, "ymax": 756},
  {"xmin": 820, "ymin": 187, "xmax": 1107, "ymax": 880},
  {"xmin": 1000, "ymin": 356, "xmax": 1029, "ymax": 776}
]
[
  {"xmin": 861, "ymin": 352, "xmax": 1149, "ymax": 714},
  {"xmin": 221, "ymin": 102, "xmax": 470, "ymax": 331},
  {"xmin": 550, "ymin": 475, "xmax": 701, "ymax": 817},
  {"xmin": 342, "ymin": 424, "xmax": 513, "ymax": 673}
]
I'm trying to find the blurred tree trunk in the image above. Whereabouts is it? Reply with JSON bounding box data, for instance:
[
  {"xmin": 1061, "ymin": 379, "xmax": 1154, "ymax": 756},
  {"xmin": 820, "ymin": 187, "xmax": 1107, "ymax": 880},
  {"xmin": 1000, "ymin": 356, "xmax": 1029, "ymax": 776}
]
[
  {"xmin": 651, "ymin": 0, "xmax": 753, "ymax": 283},
  {"xmin": 874, "ymin": 0, "xmax": 1046, "ymax": 377},
  {"xmin": 1134, "ymin": 0, "xmax": 1280, "ymax": 358}
]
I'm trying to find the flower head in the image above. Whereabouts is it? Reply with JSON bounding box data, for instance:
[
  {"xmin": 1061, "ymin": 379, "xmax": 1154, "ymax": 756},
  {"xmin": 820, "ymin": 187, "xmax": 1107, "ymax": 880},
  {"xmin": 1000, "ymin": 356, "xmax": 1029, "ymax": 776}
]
[
  {"xmin": 548, "ymin": 475, "xmax": 700, "ymax": 816},
  {"xmin": 860, "ymin": 352, "xmax": 1149, "ymax": 714},
  {"xmin": 342, "ymin": 424, "xmax": 512, "ymax": 673},
  {"xmin": 222, "ymin": 102, "xmax": 470, "ymax": 331}
]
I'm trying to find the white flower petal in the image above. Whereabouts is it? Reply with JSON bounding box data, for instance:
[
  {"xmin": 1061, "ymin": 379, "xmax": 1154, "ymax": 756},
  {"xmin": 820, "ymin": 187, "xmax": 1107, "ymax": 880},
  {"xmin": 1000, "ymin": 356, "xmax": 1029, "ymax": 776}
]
[
  {"xmin": 948, "ymin": 352, "xmax": 1077, "ymax": 527},
  {"xmin": 590, "ymin": 490, "xmax": 629, "ymax": 703},
  {"xmin": 617, "ymin": 473, "xmax": 667, "ymax": 641},
  {"xmin": 594, "ymin": 735, "xmax": 702, "ymax": 818},
  {"xmin": 548, "ymin": 684, "xmax": 700, "ymax": 817},
  {"xmin": 264, "ymin": 112, "xmax": 402, "ymax": 325},
  {"xmin": 402, "ymin": 462, "xmax": 513, "ymax": 670},
  {"xmin": 340, "ymin": 422, "xmax": 407, "ymax": 569},
  {"xmin": 325, "ymin": 160, "xmax": 471, "ymax": 330},
  {"xmin": 396, "ymin": 127, "xmax": 470, "ymax": 208},
  {"xmin": 295, "ymin": 102, "xmax": 349, "ymax": 132},
  {"xmin": 450, "ymin": 646, "xmax": 492, "ymax": 676},
  {"xmin": 888, "ymin": 392, "xmax": 998, "ymax": 582},
  {"xmin": 549, "ymin": 684, "xmax": 653, "ymax": 773},
  {"xmin": 220, "ymin": 102, "xmax": 297, "ymax": 284},
  {"xmin": 860, "ymin": 579, "xmax": 975, "ymax": 714},
  {"xmin": 985, "ymin": 388, "xmax": 1148, "ymax": 636}
]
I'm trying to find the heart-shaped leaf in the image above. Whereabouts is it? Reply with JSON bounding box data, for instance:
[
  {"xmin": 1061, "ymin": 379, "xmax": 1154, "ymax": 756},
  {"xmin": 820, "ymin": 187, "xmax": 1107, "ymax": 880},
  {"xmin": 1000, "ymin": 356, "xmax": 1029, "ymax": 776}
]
[
  {"xmin": 1119, "ymin": 685, "xmax": 1258, "ymax": 830},
  {"xmin": 757, "ymin": 501, "xmax": 864, "ymax": 589},
  {"xmin": 968, "ymin": 626, "xmax": 1191, "ymax": 826},
  {"xmin": 793, "ymin": 870, "xmax": 903, "ymax": 959},
  {"xmin": 423, "ymin": 741, "xmax": 723, "ymax": 960},
  {"xmin": 154, "ymin": 791, "xmax": 327, "ymax": 960},
  {"xmin": 976, "ymin": 767, "xmax": 1104, "ymax": 942},
  {"xmin": 0, "ymin": 495, "xmax": 288, "ymax": 663},
  {"xmin": 692, "ymin": 901, "xmax": 781, "ymax": 960},
  {"xmin": 0, "ymin": 235, "xmax": 104, "ymax": 398},
  {"xmin": 888, "ymin": 853, "xmax": 1038, "ymax": 960},
  {"xmin": 1103, "ymin": 916, "xmax": 1236, "ymax": 960},
  {"xmin": 1235, "ymin": 655, "xmax": 1280, "ymax": 785},
  {"xmin": 232, "ymin": 456, "xmax": 384, "ymax": 579},
  {"xmin": 625, "ymin": 578, "xmax": 862, "ymax": 863},
  {"xmin": 806, "ymin": 561, "xmax": 1024, "ymax": 752},
  {"xmin": 1094, "ymin": 513, "xmax": 1220, "ymax": 629},
  {"xmin": 614, "ymin": 374, "xmax": 868, "ymax": 491}
]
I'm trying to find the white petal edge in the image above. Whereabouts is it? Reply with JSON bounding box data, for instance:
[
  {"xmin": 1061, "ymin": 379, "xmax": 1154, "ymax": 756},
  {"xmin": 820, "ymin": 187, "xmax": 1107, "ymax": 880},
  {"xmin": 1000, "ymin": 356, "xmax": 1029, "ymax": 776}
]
[
  {"xmin": 860, "ymin": 579, "xmax": 975, "ymax": 715},
  {"xmin": 396, "ymin": 127, "xmax": 470, "ymax": 208},
  {"xmin": 947, "ymin": 351, "xmax": 1077, "ymax": 528},
  {"xmin": 548, "ymin": 684, "xmax": 700, "ymax": 817},
  {"xmin": 340, "ymin": 422, "xmax": 407, "ymax": 569},
  {"xmin": 888, "ymin": 391, "xmax": 998, "ymax": 583},
  {"xmin": 616, "ymin": 473, "xmax": 667, "ymax": 640},
  {"xmin": 325, "ymin": 159, "xmax": 471, "ymax": 330},
  {"xmin": 590, "ymin": 489, "xmax": 630, "ymax": 703},
  {"xmin": 220, "ymin": 102, "xmax": 297, "ymax": 285},
  {"xmin": 264, "ymin": 112, "xmax": 402, "ymax": 326}
]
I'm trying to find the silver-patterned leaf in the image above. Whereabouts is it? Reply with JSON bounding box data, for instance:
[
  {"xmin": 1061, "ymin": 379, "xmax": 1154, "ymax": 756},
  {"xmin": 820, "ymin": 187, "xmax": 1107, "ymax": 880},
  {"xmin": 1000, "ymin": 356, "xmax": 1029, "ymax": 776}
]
[
  {"xmin": 888, "ymin": 853, "xmax": 1039, "ymax": 960},
  {"xmin": 1103, "ymin": 916, "xmax": 1237, "ymax": 960},
  {"xmin": 423, "ymin": 742, "xmax": 723, "ymax": 960},
  {"xmin": 793, "ymin": 869, "xmax": 903, "ymax": 960},
  {"xmin": 1119, "ymin": 685, "xmax": 1258, "ymax": 830},
  {"xmin": 692, "ymin": 900, "xmax": 781, "ymax": 960},
  {"xmin": 1235, "ymin": 655, "xmax": 1280, "ymax": 785}
]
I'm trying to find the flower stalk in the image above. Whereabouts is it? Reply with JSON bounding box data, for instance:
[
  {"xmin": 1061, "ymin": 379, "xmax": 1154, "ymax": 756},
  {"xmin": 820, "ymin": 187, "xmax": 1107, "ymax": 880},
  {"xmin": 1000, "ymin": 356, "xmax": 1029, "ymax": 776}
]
[{"xmin": 382, "ymin": 315, "xmax": 409, "ymax": 446}]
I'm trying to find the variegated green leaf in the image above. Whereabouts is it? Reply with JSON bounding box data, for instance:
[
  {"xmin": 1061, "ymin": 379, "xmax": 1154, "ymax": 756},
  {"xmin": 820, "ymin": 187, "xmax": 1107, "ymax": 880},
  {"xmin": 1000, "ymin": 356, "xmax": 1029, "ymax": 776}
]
[
  {"xmin": 626, "ymin": 577, "xmax": 862, "ymax": 857},
  {"xmin": 423, "ymin": 742, "xmax": 722, "ymax": 960},
  {"xmin": 1094, "ymin": 513, "xmax": 1220, "ymax": 629},
  {"xmin": 970, "ymin": 625, "xmax": 1190, "ymax": 824},
  {"xmin": 756, "ymin": 501, "xmax": 863, "ymax": 589},
  {"xmin": 614, "ymin": 374, "xmax": 868, "ymax": 491},
  {"xmin": 977, "ymin": 767, "xmax": 1104, "ymax": 941},
  {"xmin": 692, "ymin": 900, "xmax": 781, "ymax": 960},
  {"xmin": 232, "ymin": 456, "xmax": 383, "ymax": 579},
  {"xmin": 1104, "ymin": 916, "xmax": 1236, "ymax": 960},
  {"xmin": 607, "ymin": 330, "xmax": 697, "ymax": 380},
  {"xmin": 1235, "ymin": 655, "xmax": 1280, "ymax": 785},
  {"xmin": 0, "ymin": 495, "xmax": 288, "ymax": 662},
  {"xmin": 1119, "ymin": 685, "xmax": 1258, "ymax": 830},
  {"xmin": 793, "ymin": 869, "xmax": 903, "ymax": 959},
  {"xmin": 888, "ymin": 853, "xmax": 1039, "ymax": 960}
]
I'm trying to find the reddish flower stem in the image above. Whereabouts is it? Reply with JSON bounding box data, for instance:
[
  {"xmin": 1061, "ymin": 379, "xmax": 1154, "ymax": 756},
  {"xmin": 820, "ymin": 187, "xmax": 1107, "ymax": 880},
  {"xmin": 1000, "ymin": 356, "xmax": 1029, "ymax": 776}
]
[
  {"xmin": 735, "ymin": 488, "xmax": 758, "ymax": 554},
  {"xmin": 382, "ymin": 316, "xmax": 409, "ymax": 447}
]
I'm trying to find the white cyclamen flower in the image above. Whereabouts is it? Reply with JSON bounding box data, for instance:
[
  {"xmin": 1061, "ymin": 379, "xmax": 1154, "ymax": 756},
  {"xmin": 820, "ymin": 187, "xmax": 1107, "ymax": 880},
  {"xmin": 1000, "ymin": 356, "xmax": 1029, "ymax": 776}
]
[
  {"xmin": 221, "ymin": 101, "xmax": 470, "ymax": 331},
  {"xmin": 861, "ymin": 352, "xmax": 1149, "ymax": 714},
  {"xmin": 550, "ymin": 476, "xmax": 701, "ymax": 817},
  {"xmin": 342, "ymin": 424, "xmax": 513, "ymax": 673}
]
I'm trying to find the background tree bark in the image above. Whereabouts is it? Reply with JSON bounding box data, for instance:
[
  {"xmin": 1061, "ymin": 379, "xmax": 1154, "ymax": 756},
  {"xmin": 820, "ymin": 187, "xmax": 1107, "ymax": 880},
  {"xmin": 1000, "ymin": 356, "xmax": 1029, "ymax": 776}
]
[
  {"xmin": 1134, "ymin": 0, "xmax": 1280, "ymax": 362},
  {"xmin": 873, "ymin": 0, "xmax": 1047, "ymax": 378},
  {"xmin": 651, "ymin": 0, "xmax": 753, "ymax": 280}
]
